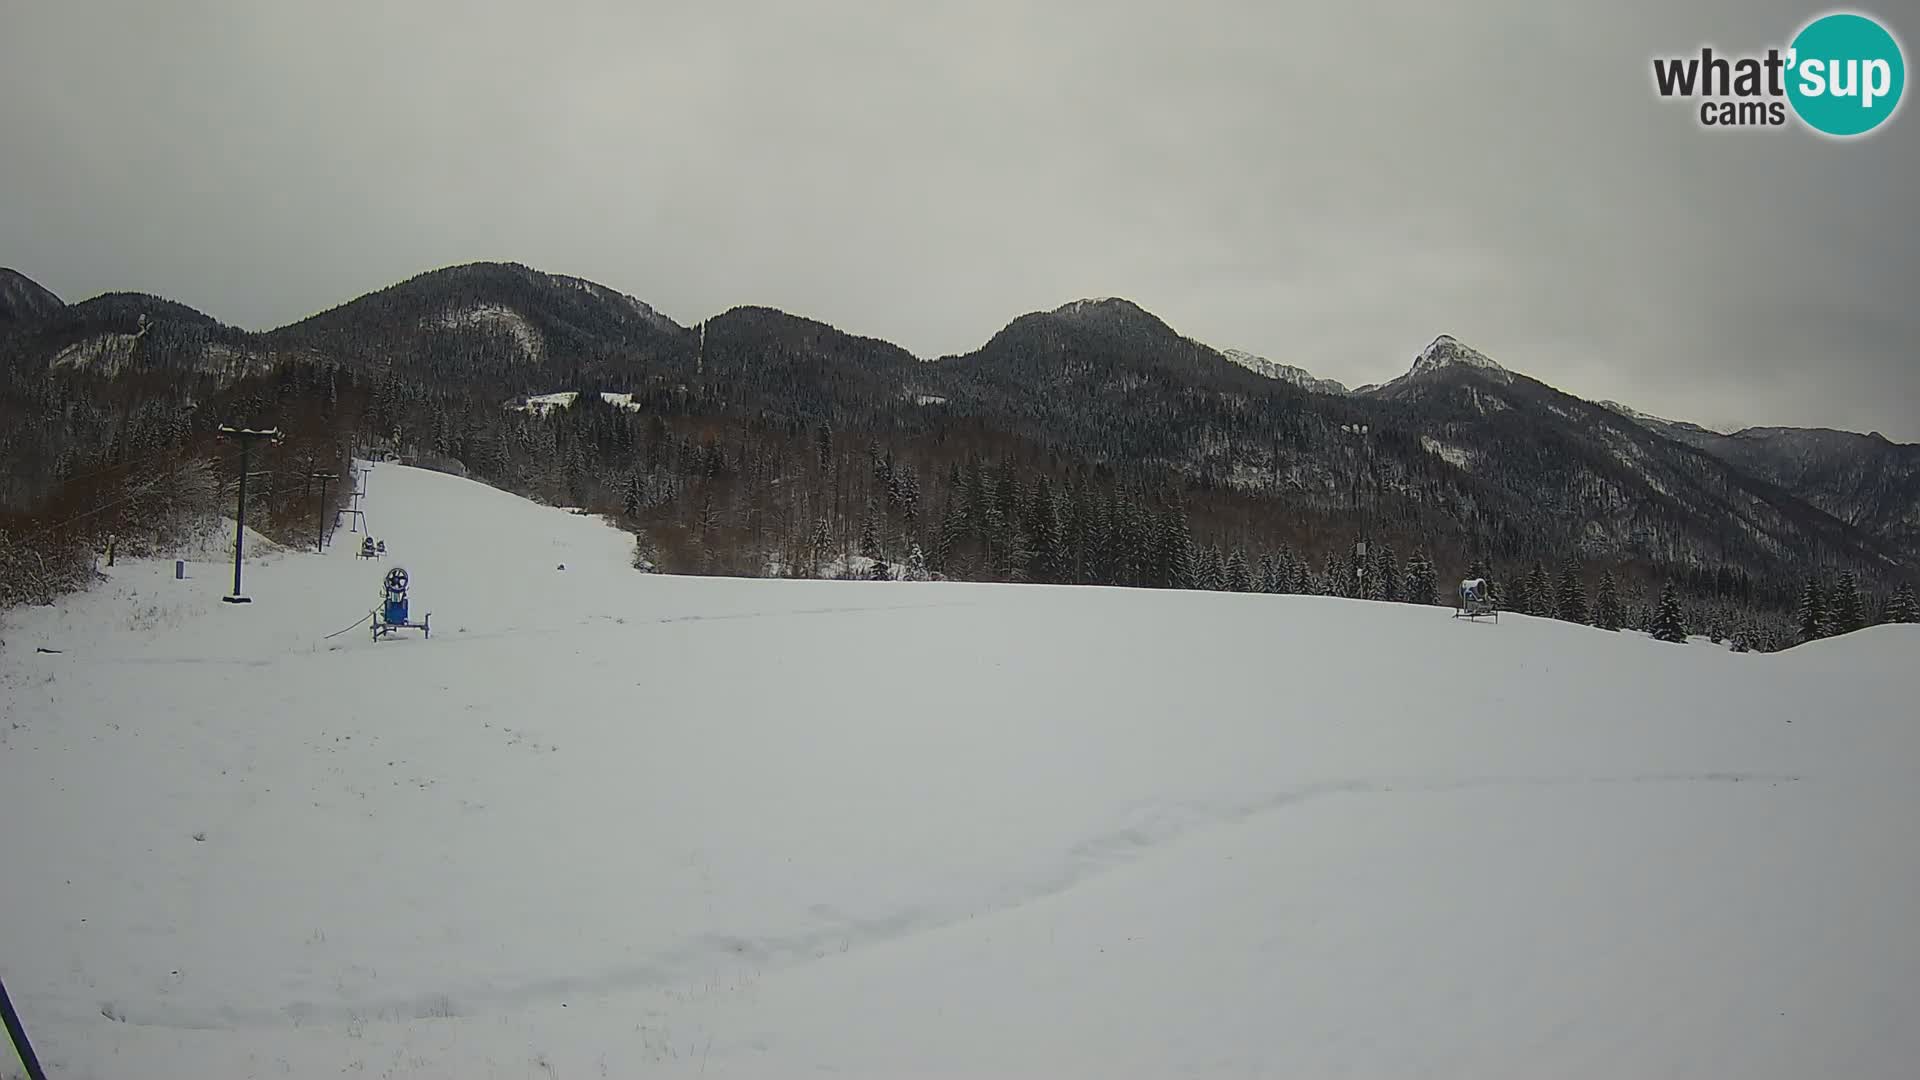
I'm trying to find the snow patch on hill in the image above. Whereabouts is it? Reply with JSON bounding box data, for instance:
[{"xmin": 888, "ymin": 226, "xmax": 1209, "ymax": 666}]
[
  {"xmin": 1420, "ymin": 433, "xmax": 1475, "ymax": 470},
  {"xmin": 49, "ymin": 332, "xmax": 144, "ymax": 374},
  {"xmin": 433, "ymin": 303, "xmax": 544, "ymax": 361},
  {"xmin": 507, "ymin": 391, "xmax": 645, "ymax": 415}
]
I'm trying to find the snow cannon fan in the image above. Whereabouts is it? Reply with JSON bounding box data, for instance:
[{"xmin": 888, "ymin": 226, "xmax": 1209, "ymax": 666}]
[{"xmin": 372, "ymin": 566, "xmax": 432, "ymax": 641}]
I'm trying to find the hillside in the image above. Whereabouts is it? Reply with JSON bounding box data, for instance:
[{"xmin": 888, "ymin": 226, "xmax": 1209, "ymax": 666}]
[
  {"xmin": 1, "ymin": 261, "xmax": 1913, "ymax": 640},
  {"xmin": 265, "ymin": 262, "xmax": 693, "ymax": 390},
  {"xmin": 2, "ymin": 463, "xmax": 1915, "ymax": 1078},
  {"xmin": 0, "ymin": 267, "xmax": 65, "ymax": 324}
]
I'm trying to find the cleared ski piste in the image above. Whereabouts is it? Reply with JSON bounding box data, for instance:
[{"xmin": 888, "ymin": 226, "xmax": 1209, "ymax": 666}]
[{"xmin": 2, "ymin": 463, "xmax": 1915, "ymax": 1079}]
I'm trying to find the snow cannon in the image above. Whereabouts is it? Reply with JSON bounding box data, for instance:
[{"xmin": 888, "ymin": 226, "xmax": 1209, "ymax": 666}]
[
  {"xmin": 372, "ymin": 566, "xmax": 432, "ymax": 641},
  {"xmin": 1454, "ymin": 577, "xmax": 1498, "ymax": 622}
]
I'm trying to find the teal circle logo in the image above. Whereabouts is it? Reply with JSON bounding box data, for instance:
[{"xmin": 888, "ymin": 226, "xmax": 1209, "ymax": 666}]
[{"xmin": 1787, "ymin": 12, "xmax": 1905, "ymax": 136}]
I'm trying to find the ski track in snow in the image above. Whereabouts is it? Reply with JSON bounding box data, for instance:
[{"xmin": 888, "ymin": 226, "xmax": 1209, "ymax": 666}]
[{"xmin": 83, "ymin": 769, "xmax": 1798, "ymax": 1032}]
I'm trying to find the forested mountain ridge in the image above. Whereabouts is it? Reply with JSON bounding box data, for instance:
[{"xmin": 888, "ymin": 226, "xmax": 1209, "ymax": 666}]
[
  {"xmin": 0, "ymin": 268, "xmax": 65, "ymax": 324},
  {"xmin": 3, "ymin": 261, "xmax": 1913, "ymax": 649}
]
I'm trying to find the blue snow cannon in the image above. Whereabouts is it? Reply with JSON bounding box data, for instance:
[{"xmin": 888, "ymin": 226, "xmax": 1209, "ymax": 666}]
[
  {"xmin": 372, "ymin": 566, "xmax": 431, "ymax": 640},
  {"xmin": 383, "ymin": 567, "xmax": 409, "ymax": 624}
]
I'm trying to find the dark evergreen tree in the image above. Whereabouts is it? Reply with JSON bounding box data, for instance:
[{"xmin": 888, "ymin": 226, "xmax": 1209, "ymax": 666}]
[
  {"xmin": 1650, "ymin": 582, "xmax": 1688, "ymax": 643},
  {"xmin": 1258, "ymin": 552, "xmax": 1281, "ymax": 594},
  {"xmin": 1508, "ymin": 574, "xmax": 1533, "ymax": 619},
  {"xmin": 1062, "ymin": 481, "xmax": 1092, "ymax": 584},
  {"xmin": 1829, "ymin": 571, "xmax": 1863, "ymax": 635},
  {"xmin": 1405, "ymin": 549, "xmax": 1437, "ymax": 605},
  {"xmin": 936, "ymin": 482, "xmax": 967, "ymax": 575},
  {"xmin": 1026, "ymin": 475, "xmax": 1062, "ymax": 584},
  {"xmin": 1225, "ymin": 548, "xmax": 1252, "ymax": 593},
  {"xmin": 1555, "ymin": 558, "xmax": 1587, "ymax": 624},
  {"xmin": 1524, "ymin": 561, "xmax": 1551, "ymax": 617},
  {"xmin": 1594, "ymin": 569, "xmax": 1622, "ymax": 631},
  {"xmin": 1370, "ymin": 543, "xmax": 1398, "ymax": 601},
  {"xmin": 622, "ymin": 472, "xmax": 641, "ymax": 519},
  {"xmin": 1156, "ymin": 504, "xmax": 1193, "ymax": 589},
  {"xmin": 1196, "ymin": 544, "xmax": 1226, "ymax": 591},
  {"xmin": 1797, "ymin": 577, "xmax": 1827, "ymax": 642},
  {"xmin": 1887, "ymin": 582, "xmax": 1918, "ymax": 624}
]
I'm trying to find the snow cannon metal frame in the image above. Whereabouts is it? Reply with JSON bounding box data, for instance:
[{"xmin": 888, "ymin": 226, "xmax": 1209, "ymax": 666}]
[
  {"xmin": 371, "ymin": 566, "xmax": 431, "ymax": 641},
  {"xmin": 1454, "ymin": 577, "xmax": 1499, "ymax": 622}
]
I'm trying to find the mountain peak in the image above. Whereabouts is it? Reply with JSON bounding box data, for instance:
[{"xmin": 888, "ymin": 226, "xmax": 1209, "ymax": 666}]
[
  {"xmin": 1409, "ymin": 334, "xmax": 1508, "ymax": 379},
  {"xmin": 1219, "ymin": 348, "xmax": 1349, "ymax": 395},
  {"xmin": 0, "ymin": 267, "xmax": 66, "ymax": 323},
  {"xmin": 1051, "ymin": 297, "xmax": 1145, "ymax": 319}
]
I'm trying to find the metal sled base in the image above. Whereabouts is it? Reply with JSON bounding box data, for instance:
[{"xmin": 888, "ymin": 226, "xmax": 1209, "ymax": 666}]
[
  {"xmin": 372, "ymin": 612, "xmax": 431, "ymax": 641},
  {"xmin": 1452, "ymin": 606, "xmax": 1499, "ymax": 623}
]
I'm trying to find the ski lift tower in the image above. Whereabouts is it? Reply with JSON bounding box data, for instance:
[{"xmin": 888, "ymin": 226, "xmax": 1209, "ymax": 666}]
[
  {"xmin": 1340, "ymin": 423, "xmax": 1372, "ymax": 592},
  {"xmin": 217, "ymin": 425, "xmax": 284, "ymax": 604}
]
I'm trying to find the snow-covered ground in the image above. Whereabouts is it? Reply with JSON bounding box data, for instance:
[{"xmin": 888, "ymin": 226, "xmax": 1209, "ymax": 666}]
[{"xmin": 2, "ymin": 464, "xmax": 1915, "ymax": 1079}]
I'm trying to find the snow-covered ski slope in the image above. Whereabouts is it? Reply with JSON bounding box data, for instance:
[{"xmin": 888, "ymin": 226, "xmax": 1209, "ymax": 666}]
[{"xmin": 2, "ymin": 463, "xmax": 1916, "ymax": 1079}]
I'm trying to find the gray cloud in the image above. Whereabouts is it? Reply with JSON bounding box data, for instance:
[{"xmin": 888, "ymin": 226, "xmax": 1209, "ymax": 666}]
[{"xmin": 3, "ymin": 0, "xmax": 1915, "ymax": 437}]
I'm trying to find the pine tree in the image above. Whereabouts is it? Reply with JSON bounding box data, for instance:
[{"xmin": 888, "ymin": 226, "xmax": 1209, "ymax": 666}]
[
  {"xmin": 1887, "ymin": 582, "xmax": 1918, "ymax": 624},
  {"xmin": 1730, "ymin": 627, "xmax": 1752, "ymax": 653},
  {"xmin": 1197, "ymin": 545, "xmax": 1226, "ymax": 591},
  {"xmin": 1026, "ymin": 475, "xmax": 1062, "ymax": 584},
  {"xmin": 869, "ymin": 552, "xmax": 892, "ymax": 581},
  {"xmin": 1370, "ymin": 544, "xmax": 1398, "ymax": 602},
  {"xmin": 1157, "ymin": 504, "xmax": 1193, "ymax": 589},
  {"xmin": 1405, "ymin": 549, "xmax": 1437, "ymax": 606},
  {"xmin": 1062, "ymin": 481, "xmax": 1091, "ymax": 584},
  {"xmin": 622, "ymin": 473, "xmax": 642, "ymax": 519},
  {"xmin": 860, "ymin": 512, "xmax": 881, "ymax": 564},
  {"xmin": 1593, "ymin": 569, "xmax": 1622, "ymax": 631},
  {"xmin": 1797, "ymin": 577, "xmax": 1827, "ymax": 642},
  {"xmin": 1258, "ymin": 552, "xmax": 1281, "ymax": 594},
  {"xmin": 1225, "ymin": 548, "xmax": 1252, "ymax": 593},
  {"xmin": 1524, "ymin": 561, "xmax": 1551, "ymax": 617},
  {"xmin": 936, "ymin": 486, "xmax": 967, "ymax": 576},
  {"xmin": 808, "ymin": 516, "xmax": 832, "ymax": 579},
  {"xmin": 1649, "ymin": 582, "xmax": 1688, "ymax": 643},
  {"xmin": 906, "ymin": 541, "xmax": 929, "ymax": 582},
  {"xmin": 1508, "ymin": 575, "xmax": 1532, "ymax": 618},
  {"xmin": 1555, "ymin": 558, "xmax": 1587, "ymax": 624},
  {"xmin": 1829, "ymin": 571, "xmax": 1863, "ymax": 635}
]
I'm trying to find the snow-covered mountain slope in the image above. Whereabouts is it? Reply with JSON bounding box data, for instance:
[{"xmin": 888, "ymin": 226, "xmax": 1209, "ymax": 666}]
[
  {"xmin": 2, "ymin": 466, "xmax": 1915, "ymax": 1079},
  {"xmin": 1219, "ymin": 348, "xmax": 1349, "ymax": 394},
  {"xmin": 1361, "ymin": 334, "xmax": 1515, "ymax": 395}
]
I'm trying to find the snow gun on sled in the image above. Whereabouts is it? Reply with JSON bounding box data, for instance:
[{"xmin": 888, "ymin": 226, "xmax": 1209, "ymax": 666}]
[{"xmin": 372, "ymin": 566, "xmax": 431, "ymax": 641}]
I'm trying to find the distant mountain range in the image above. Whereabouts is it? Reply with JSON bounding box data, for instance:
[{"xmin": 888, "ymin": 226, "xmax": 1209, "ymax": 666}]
[{"xmin": 3, "ymin": 262, "xmax": 1913, "ymax": 584}]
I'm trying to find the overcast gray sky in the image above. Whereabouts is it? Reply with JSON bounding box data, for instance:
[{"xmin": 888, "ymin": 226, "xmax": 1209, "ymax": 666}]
[{"xmin": 3, "ymin": 0, "xmax": 1915, "ymax": 438}]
